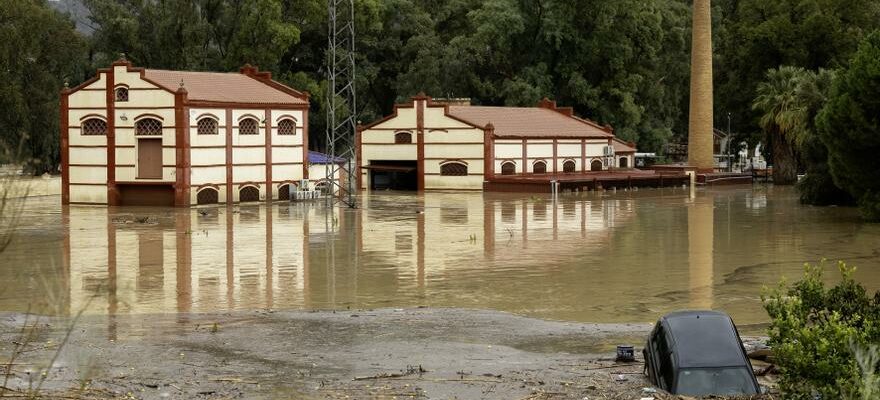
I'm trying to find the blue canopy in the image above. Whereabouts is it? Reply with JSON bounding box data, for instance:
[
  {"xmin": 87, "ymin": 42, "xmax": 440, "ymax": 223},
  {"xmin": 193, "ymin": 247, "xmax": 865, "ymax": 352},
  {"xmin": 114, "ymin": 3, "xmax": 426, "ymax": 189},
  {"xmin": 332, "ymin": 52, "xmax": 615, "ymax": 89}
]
[{"xmin": 309, "ymin": 151, "xmax": 347, "ymax": 165}]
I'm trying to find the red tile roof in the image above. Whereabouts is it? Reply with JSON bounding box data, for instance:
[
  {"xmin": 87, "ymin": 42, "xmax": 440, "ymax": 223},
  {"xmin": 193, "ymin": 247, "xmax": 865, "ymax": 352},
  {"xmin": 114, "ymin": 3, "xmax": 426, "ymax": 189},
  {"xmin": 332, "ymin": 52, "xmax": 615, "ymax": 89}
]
[
  {"xmin": 613, "ymin": 138, "xmax": 637, "ymax": 153},
  {"xmin": 447, "ymin": 106, "xmax": 613, "ymax": 139},
  {"xmin": 143, "ymin": 69, "xmax": 308, "ymax": 105}
]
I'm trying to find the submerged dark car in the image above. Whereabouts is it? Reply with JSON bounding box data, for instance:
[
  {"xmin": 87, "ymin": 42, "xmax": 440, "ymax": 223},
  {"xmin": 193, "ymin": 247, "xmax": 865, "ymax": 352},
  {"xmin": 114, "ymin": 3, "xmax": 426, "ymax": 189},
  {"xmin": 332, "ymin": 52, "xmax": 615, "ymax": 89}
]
[{"xmin": 643, "ymin": 310, "xmax": 760, "ymax": 396}]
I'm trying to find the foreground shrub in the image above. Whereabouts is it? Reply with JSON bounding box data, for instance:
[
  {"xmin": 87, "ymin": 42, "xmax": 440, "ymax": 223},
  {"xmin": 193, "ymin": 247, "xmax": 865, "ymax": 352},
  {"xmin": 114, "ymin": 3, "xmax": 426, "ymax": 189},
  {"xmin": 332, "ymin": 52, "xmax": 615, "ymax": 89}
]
[{"xmin": 762, "ymin": 261, "xmax": 880, "ymax": 399}]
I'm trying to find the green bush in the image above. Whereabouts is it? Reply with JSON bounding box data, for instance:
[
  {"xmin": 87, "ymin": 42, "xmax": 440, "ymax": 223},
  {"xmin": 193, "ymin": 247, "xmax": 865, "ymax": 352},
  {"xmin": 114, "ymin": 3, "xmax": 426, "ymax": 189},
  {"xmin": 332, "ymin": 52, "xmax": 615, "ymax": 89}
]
[{"xmin": 763, "ymin": 261, "xmax": 880, "ymax": 399}]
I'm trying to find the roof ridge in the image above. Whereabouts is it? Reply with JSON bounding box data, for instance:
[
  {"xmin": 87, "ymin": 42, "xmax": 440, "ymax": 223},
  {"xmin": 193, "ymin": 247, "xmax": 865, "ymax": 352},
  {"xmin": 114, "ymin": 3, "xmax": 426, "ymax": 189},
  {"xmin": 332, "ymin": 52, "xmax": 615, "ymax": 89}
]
[
  {"xmin": 570, "ymin": 114, "xmax": 610, "ymax": 132},
  {"xmin": 242, "ymin": 73, "xmax": 309, "ymax": 101},
  {"xmin": 145, "ymin": 68, "xmax": 241, "ymax": 75},
  {"xmin": 450, "ymin": 105, "xmax": 552, "ymax": 110}
]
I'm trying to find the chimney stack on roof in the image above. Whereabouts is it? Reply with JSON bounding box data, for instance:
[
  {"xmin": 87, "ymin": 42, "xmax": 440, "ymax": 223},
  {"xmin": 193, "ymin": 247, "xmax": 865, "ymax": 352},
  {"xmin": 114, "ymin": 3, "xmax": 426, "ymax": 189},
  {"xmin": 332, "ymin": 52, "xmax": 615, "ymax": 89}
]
[{"xmin": 537, "ymin": 97, "xmax": 574, "ymax": 116}]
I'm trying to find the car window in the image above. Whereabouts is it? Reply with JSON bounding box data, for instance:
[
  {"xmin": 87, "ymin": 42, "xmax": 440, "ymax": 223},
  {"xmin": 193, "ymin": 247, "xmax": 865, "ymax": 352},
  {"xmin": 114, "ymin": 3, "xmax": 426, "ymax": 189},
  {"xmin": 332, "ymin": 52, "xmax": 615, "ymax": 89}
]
[
  {"xmin": 655, "ymin": 326, "xmax": 674, "ymax": 389},
  {"xmin": 675, "ymin": 367, "xmax": 757, "ymax": 396}
]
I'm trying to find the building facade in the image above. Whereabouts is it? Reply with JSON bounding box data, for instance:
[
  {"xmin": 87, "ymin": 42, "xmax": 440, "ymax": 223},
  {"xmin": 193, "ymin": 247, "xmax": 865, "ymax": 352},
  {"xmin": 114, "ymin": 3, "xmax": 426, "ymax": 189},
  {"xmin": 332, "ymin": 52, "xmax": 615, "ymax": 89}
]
[
  {"xmin": 61, "ymin": 59, "xmax": 310, "ymax": 206},
  {"xmin": 357, "ymin": 95, "xmax": 636, "ymax": 191}
]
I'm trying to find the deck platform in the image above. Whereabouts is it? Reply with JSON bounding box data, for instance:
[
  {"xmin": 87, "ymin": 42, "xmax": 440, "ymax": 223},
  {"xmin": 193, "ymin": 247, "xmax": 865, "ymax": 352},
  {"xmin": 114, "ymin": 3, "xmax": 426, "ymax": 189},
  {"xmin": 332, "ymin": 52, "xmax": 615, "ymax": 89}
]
[
  {"xmin": 697, "ymin": 172, "xmax": 754, "ymax": 185},
  {"xmin": 649, "ymin": 164, "xmax": 754, "ymax": 186},
  {"xmin": 484, "ymin": 170, "xmax": 691, "ymax": 193}
]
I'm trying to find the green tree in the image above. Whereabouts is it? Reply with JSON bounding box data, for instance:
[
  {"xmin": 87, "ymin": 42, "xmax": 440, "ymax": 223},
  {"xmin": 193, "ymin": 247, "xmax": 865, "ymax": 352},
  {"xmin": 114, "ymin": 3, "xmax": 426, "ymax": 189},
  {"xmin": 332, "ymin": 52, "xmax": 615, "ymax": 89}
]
[
  {"xmin": 393, "ymin": 0, "xmax": 692, "ymax": 152},
  {"xmin": 715, "ymin": 0, "xmax": 880, "ymax": 147},
  {"xmin": 752, "ymin": 66, "xmax": 811, "ymax": 184},
  {"xmin": 0, "ymin": 0, "xmax": 87, "ymax": 173},
  {"xmin": 752, "ymin": 66, "xmax": 853, "ymax": 201},
  {"xmin": 84, "ymin": 0, "xmax": 301, "ymax": 72},
  {"xmin": 817, "ymin": 31, "xmax": 880, "ymax": 221},
  {"xmin": 793, "ymin": 68, "xmax": 853, "ymax": 206}
]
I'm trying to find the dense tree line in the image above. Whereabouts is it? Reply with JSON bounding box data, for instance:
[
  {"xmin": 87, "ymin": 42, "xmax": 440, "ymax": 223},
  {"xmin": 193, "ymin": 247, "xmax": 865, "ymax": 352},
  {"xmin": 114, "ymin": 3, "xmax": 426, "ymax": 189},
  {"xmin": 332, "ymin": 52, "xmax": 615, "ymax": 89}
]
[
  {"xmin": 0, "ymin": 0, "xmax": 877, "ymax": 217},
  {"xmin": 2, "ymin": 0, "xmax": 694, "ymax": 169},
  {"xmin": 0, "ymin": 0, "xmax": 87, "ymax": 172}
]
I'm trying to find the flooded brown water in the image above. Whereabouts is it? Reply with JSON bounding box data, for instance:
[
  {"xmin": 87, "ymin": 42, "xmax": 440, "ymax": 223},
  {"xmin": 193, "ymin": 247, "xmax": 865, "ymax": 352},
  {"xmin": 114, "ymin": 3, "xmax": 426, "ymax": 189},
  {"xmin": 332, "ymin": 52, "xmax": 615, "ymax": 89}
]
[{"xmin": 2, "ymin": 186, "xmax": 878, "ymax": 328}]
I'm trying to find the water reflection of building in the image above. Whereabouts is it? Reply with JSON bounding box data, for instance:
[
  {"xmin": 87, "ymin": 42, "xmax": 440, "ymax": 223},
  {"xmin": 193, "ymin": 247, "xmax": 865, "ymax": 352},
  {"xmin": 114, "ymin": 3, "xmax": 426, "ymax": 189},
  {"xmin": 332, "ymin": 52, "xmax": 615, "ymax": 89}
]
[
  {"xmin": 62, "ymin": 194, "xmax": 639, "ymax": 316},
  {"xmin": 35, "ymin": 187, "xmax": 880, "ymax": 328},
  {"xmin": 57, "ymin": 188, "xmax": 739, "ymax": 328},
  {"xmin": 64, "ymin": 204, "xmax": 345, "ymax": 318},
  {"xmin": 688, "ymin": 194, "xmax": 714, "ymax": 309}
]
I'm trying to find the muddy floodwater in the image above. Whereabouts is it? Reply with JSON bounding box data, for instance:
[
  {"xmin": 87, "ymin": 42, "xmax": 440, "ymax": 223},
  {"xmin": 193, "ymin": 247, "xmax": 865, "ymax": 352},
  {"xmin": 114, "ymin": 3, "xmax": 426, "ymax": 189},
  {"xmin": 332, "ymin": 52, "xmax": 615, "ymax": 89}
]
[{"xmin": 2, "ymin": 186, "xmax": 879, "ymax": 329}]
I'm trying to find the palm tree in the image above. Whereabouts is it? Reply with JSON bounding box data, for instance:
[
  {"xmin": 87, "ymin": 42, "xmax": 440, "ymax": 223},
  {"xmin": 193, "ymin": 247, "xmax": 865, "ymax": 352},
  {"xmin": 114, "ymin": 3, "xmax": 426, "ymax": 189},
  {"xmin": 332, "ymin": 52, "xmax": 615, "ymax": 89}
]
[{"xmin": 752, "ymin": 66, "xmax": 812, "ymax": 185}]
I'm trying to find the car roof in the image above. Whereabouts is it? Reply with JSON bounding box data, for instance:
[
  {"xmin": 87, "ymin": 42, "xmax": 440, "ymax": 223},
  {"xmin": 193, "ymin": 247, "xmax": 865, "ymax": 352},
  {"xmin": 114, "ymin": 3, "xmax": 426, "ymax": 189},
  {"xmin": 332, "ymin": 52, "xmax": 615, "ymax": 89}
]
[{"xmin": 661, "ymin": 311, "xmax": 748, "ymax": 368}]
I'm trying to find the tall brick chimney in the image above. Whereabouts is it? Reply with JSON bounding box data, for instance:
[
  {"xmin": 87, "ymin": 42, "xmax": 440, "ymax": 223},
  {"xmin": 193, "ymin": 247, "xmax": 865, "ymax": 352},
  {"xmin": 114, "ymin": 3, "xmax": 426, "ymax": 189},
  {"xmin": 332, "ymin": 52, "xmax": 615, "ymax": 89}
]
[{"xmin": 688, "ymin": 0, "xmax": 714, "ymax": 171}]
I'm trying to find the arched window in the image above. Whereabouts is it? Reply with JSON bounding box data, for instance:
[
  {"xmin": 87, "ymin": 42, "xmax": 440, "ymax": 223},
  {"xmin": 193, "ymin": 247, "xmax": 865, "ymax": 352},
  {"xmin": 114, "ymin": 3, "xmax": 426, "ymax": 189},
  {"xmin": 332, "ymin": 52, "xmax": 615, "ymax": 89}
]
[
  {"xmin": 135, "ymin": 118, "xmax": 163, "ymax": 136},
  {"xmin": 81, "ymin": 118, "xmax": 107, "ymax": 136},
  {"xmin": 440, "ymin": 162, "xmax": 468, "ymax": 176},
  {"xmin": 239, "ymin": 118, "xmax": 259, "ymax": 135},
  {"xmin": 395, "ymin": 131, "xmax": 412, "ymax": 144},
  {"xmin": 619, "ymin": 157, "xmax": 629, "ymax": 168},
  {"xmin": 196, "ymin": 188, "xmax": 219, "ymax": 205},
  {"xmin": 501, "ymin": 162, "xmax": 516, "ymax": 176},
  {"xmin": 278, "ymin": 184, "xmax": 292, "ymax": 200},
  {"xmin": 563, "ymin": 160, "xmax": 576, "ymax": 173},
  {"xmin": 278, "ymin": 119, "xmax": 296, "ymax": 135},
  {"xmin": 591, "ymin": 159, "xmax": 603, "ymax": 171},
  {"xmin": 197, "ymin": 118, "xmax": 218, "ymax": 135},
  {"xmin": 533, "ymin": 160, "xmax": 547, "ymax": 174},
  {"xmin": 239, "ymin": 186, "xmax": 260, "ymax": 202},
  {"xmin": 115, "ymin": 87, "xmax": 128, "ymax": 102}
]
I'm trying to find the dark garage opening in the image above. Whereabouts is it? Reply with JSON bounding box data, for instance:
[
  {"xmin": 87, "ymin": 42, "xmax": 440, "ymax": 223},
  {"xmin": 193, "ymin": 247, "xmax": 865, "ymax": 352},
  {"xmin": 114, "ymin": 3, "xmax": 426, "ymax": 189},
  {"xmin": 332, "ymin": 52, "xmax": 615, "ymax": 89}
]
[
  {"xmin": 119, "ymin": 184, "xmax": 175, "ymax": 206},
  {"xmin": 365, "ymin": 161, "xmax": 418, "ymax": 191}
]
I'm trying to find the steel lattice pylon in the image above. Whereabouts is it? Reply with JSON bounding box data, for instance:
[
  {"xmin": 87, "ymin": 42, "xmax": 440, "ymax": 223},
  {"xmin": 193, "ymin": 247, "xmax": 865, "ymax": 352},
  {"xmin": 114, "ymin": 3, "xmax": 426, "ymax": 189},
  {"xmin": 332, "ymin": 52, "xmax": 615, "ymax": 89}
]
[{"xmin": 325, "ymin": 0, "xmax": 357, "ymax": 208}]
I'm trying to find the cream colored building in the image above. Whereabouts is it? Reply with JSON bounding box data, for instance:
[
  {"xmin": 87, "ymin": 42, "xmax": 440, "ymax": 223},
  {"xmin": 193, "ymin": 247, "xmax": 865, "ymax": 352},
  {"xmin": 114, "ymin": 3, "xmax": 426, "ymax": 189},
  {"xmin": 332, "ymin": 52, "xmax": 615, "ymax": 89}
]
[
  {"xmin": 61, "ymin": 59, "xmax": 310, "ymax": 206},
  {"xmin": 357, "ymin": 95, "xmax": 636, "ymax": 191}
]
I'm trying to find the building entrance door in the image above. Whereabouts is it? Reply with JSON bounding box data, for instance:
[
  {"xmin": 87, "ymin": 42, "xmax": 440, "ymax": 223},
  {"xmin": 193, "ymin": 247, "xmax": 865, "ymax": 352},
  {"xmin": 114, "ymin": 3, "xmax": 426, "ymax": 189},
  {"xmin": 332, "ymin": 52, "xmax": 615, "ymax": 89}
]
[{"xmin": 138, "ymin": 139, "xmax": 163, "ymax": 179}]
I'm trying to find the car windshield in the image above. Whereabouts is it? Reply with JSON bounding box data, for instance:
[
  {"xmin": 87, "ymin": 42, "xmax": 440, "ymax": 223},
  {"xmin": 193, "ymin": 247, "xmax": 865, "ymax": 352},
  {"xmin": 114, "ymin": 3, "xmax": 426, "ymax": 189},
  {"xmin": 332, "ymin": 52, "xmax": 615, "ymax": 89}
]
[{"xmin": 675, "ymin": 367, "xmax": 757, "ymax": 396}]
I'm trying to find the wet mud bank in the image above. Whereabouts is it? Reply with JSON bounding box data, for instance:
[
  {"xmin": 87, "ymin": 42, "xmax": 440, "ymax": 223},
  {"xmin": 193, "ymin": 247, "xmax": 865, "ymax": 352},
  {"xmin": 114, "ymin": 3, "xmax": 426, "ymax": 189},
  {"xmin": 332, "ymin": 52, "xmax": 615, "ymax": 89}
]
[{"xmin": 0, "ymin": 308, "xmax": 667, "ymax": 399}]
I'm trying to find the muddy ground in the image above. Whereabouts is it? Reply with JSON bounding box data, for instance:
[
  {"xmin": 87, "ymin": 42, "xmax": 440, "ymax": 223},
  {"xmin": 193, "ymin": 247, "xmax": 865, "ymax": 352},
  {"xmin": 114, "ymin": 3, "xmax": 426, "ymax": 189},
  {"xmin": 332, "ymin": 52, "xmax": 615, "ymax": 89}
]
[{"xmin": 0, "ymin": 308, "xmax": 771, "ymax": 399}]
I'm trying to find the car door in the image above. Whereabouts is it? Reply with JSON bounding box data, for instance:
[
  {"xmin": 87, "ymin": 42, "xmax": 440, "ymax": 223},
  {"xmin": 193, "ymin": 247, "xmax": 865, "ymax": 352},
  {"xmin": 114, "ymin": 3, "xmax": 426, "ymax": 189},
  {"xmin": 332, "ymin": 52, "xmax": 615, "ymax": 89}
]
[
  {"xmin": 655, "ymin": 325, "xmax": 674, "ymax": 391},
  {"xmin": 646, "ymin": 324, "xmax": 666, "ymax": 387}
]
